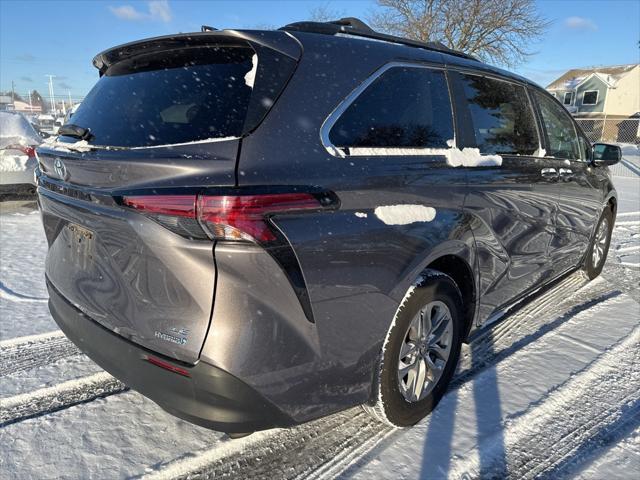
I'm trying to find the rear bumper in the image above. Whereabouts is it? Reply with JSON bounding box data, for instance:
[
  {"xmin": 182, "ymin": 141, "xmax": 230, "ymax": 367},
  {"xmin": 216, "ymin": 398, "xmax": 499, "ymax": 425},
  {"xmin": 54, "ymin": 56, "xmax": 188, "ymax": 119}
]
[{"xmin": 47, "ymin": 279, "xmax": 294, "ymax": 433}]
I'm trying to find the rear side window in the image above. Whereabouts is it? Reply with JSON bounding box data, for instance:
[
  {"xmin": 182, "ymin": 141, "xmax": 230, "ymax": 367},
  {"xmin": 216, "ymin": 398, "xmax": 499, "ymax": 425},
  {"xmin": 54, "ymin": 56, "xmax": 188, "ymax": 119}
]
[
  {"xmin": 67, "ymin": 45, "xmax": 292, "ymax": 148},
  {"xmin": 534, "ymin": 91, "xmax": 581, "ymax": 160},
  {"xmin": 460, "ymin": 74, "xmax": 539, "ymax": 156},
  {"xmin": 328, "ymin": 67, "xmax": 453, "ymax": 149}
]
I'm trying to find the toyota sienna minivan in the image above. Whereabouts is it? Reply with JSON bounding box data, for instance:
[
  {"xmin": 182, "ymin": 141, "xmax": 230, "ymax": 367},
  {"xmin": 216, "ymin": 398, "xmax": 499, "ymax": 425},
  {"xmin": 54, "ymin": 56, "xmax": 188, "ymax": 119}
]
[{"xmin": 36, "ymin": 18, "xmax": 621, "ymax": 436}]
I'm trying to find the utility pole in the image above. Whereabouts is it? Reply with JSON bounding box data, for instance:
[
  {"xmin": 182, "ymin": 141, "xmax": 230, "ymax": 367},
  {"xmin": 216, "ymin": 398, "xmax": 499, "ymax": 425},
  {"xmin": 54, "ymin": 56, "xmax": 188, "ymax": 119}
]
[
  {"xmin": 11, "ymin": 80, "xmax": 15, "ymax": 106},
  {"xmin": 68, "ymin": 90, "xmax": 72, "ymax": 109},
  {"xmin": 45, "ymin": 74, "xmax": 56, "ymax": 114}
]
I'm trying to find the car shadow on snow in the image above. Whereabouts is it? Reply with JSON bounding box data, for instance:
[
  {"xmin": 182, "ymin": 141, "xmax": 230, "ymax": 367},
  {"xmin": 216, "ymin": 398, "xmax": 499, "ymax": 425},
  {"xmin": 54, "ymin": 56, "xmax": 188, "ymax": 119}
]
[
  {"xmin": 419, "ymin": 333, "xmax": 507, "ymax": 479},
  {"xmin": 415, "ymin": 288, "xmax": 623, "ymax": 479}
]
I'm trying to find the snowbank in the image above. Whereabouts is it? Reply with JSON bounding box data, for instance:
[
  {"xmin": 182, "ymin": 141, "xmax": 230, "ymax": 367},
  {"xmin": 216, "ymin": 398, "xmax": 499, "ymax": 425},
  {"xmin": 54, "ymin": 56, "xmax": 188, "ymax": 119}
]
[{"xmin": 0, "ymin": 155, "xmax": 32, "ymax": 173}]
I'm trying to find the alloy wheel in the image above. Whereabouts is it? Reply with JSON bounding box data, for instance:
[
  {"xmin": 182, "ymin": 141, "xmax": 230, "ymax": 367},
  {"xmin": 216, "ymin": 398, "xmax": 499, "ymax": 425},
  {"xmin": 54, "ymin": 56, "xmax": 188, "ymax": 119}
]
[
  {"xmin": 592, "ymin": 218, "xmax": 609, "ymax": 269},
  {"xmin": 397, "ymin": 301, "xmax": 454, "ymax": 402}
]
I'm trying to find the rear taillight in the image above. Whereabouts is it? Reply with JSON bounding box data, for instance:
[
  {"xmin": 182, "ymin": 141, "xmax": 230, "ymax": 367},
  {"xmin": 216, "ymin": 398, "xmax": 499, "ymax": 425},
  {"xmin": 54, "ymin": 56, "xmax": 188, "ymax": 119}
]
[
  {"xmin": 197, "ymin": 193, "xmax": 321, "ymax": 242},
  {"xmin": 122, "ymin": 191, "xmax": 329, "ymax": 243},
  {"xmin": 6, "ymin": 144, "xmax": 36, "ymax": 157},
  {"xmin": 122, "ymin": 195, "xmax": 195, "ymax": 217}
]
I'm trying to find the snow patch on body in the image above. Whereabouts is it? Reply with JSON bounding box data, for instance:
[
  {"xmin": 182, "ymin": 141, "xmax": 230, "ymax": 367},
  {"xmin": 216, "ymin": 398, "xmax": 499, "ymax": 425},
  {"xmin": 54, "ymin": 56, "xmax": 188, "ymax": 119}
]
[
  {"xmin": 42, "ymin": 137, "xmax": 92, "ymax": 153},
  {"xmin": 354, "ymin": 212, "xmax": 368, "ymax": 218},
  {"xmin": 346, "ymin": 146, "xmax": 502, "ymax": 167},
  {"xmin": 534, "ymin": 147, "xmax": 547, "ymax": 157},
  {"xmin": 446, "ymin": 147, "xmax": 502, "ymax": 167},
  {"xmin": 244, "ymin": 54, "xmax": 258, "ymax": 88},
  {"xmin": 42, "ymin": 136, "xmax": 238, "ymax": 152},
  {"xmin": 374, "ymin": 205, "xmax": 436, "ymax": 225}
]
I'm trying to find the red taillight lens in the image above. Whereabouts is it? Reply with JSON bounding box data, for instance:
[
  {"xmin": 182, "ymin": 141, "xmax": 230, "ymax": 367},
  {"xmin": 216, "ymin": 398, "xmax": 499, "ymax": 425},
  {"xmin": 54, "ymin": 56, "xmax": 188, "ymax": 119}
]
[
  {"xmin": 123, "ymin": 195, "xmax": 196, "ymax": 217},
  {"xmin": 197, "ymin": 193, "xmax": 321, "ymax": 242},
  {"xmin": 121, "ymin": 192, "xmax": 323, "ymax": 243},
  {"xmin": 6, "ymin": 144, "xmax": 36, "ymax": 157}
]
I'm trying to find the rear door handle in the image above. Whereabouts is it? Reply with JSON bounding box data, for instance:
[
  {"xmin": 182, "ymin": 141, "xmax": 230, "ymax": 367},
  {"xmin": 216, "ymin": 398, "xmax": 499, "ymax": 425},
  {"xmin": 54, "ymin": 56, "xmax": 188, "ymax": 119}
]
[
  {"xmin": 559, "ymin": 168, "xmax": 573, "ymax": 179},
  {"xmin": 541, "ymin": 167, "xmax": 558, "ymax": 178}
]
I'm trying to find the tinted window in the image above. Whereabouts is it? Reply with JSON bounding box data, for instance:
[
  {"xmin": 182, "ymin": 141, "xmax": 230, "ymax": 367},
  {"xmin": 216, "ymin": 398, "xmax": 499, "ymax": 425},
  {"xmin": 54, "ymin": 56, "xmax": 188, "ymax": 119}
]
[
  {"xmin": 583, "ymin": 91, "xmax": 598, "ymax": 105},
  {"xmin": 68, "ymin": 47, "xmax": 256, "ymax": 147},
  {"xmin": 534, "ymin": 91, "xmax": 581, "ymax": 160},
  {"xmin": 329, "ymin": 67, "xmax": 453, "ymax": 149},
  {"xmin": 564, "ymin": 92, "xmax": 573, "ymax": 105},
  {"xmin": 460, "ymin": 75, "xmax": 539, "ymax": 155}
]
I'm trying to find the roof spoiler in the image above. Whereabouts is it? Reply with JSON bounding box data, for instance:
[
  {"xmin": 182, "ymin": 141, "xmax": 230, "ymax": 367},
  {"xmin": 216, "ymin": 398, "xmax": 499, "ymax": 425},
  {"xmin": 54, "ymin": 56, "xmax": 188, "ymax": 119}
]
[
  {"xmin": 92, "ymin": 30, "xmax": 301, "ymax": 76},
  {"xmin": 281, "ymin": 17, "xmax": 476, "ymax": 61}
]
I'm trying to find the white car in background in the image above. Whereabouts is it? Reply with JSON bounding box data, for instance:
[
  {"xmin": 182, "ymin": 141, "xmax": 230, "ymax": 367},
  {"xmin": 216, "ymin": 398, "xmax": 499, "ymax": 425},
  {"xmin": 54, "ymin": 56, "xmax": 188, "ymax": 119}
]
[{"xmin": 0, "ymin": 111, "xmax": 43, "ymax": 199}]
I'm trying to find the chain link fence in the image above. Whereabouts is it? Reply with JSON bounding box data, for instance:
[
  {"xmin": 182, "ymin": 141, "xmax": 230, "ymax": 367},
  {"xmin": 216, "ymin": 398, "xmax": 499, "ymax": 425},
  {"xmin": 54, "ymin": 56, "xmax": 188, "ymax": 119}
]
[
  {"xmin": 575, "ymin": 118, "xmax": 640, "ymax": 144},
  {"xmin": 575, "ymin": 118, "xmax": 640, "ymax": 178}
]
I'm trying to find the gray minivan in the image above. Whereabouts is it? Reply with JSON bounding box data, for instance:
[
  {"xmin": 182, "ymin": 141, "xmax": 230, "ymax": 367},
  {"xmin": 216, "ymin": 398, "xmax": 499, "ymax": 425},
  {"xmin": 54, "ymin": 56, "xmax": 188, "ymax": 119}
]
[{"xmin": 36, "ymin": 19, "xmax": 620, "ymax": 435}]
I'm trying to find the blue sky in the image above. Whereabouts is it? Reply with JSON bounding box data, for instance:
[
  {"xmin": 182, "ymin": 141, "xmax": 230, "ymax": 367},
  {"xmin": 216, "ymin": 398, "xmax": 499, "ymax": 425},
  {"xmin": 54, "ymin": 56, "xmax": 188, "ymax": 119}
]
[{"xmin": 1, "ymin": 0, "xmax": 638, "ymax": 100}]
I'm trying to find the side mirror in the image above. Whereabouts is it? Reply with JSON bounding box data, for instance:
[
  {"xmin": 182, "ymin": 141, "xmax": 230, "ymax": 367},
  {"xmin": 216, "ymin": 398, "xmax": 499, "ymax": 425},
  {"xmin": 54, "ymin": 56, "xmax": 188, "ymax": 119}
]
[{"xmin": 592, "ymin": 143, "xmax": 621, "ymax": 166}]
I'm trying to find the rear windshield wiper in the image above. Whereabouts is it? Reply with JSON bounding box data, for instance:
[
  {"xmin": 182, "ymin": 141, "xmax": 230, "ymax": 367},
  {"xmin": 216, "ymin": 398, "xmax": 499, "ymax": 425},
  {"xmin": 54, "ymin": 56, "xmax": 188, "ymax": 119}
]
[{"xmin": 58, "ymin": 124, "xmax": 94, "ymax": 141}]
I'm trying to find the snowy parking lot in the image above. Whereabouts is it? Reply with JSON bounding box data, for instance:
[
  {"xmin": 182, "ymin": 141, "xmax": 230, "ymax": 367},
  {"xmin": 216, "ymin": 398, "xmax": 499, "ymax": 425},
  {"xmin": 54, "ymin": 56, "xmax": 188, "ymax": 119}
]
[{"xmin": 1, "ymin": 162, "xmax": 639, "ymax": 479}]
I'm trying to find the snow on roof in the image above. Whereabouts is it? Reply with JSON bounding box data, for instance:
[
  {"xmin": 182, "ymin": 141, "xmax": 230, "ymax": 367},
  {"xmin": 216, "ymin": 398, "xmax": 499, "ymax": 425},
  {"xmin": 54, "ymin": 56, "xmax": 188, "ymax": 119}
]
[
  {"xmin": 0, "ymin": 111, "xmax": 41, "ymax": 144},
  {"xmin": 546, "ymin": 64, "xmax": 638, "ymax": 90}
]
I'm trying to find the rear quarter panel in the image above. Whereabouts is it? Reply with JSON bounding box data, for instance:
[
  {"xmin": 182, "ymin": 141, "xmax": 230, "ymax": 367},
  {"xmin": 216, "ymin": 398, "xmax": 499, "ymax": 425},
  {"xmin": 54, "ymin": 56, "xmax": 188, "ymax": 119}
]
[{"xmin": 207, "ymin": 35, "xmax": 478, "ymax": 421}]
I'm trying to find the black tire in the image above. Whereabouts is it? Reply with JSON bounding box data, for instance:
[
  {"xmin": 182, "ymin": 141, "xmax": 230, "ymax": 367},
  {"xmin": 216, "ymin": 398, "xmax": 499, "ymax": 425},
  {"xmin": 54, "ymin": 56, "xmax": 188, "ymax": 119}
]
[
  {"xmin": 583, "ymin": 208, "xmax": 614, "ymax": 280},
  {"xmin": 364, "ymin": 270, "xmax": 464, "ymax": 427}
]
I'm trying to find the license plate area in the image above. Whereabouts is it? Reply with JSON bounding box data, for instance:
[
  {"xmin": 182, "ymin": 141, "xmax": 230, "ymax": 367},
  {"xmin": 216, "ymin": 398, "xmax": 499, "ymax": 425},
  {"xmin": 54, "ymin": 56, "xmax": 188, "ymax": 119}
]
[{"xmin": 66, "ymin": 223, "xmax": 96, "ymax": 267}]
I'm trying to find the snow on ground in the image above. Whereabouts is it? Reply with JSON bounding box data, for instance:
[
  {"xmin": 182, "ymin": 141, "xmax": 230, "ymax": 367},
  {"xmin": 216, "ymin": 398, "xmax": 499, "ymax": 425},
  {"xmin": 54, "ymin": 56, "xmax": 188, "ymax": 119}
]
[
  {"xmin": 0, "ymin": 203, "xmax": 53, "ymax": 340},
  {"xmin": 0, "ymin": 163, "xmax": 638, "ymax": 479}
]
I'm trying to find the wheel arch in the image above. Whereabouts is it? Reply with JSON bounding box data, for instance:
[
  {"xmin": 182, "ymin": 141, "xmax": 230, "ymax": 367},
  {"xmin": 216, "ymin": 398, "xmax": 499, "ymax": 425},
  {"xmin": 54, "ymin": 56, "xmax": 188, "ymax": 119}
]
[
  {"xmin": 424, "ymin": 254, "xmax": 476, "ymax": 342},
  {"xmin": 606, "ymin": 192, "xmax": 617, "ymax": 216},
  {"xmin": 389, "ymin": 240, "xmax": 478, "ymax": 344}
]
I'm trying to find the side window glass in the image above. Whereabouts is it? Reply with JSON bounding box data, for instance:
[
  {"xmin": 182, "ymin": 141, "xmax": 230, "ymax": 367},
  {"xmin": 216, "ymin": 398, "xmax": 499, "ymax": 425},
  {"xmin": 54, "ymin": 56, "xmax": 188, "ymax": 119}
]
[
  {"xmin": 459, "ymin": 74, "xmax": 539, "ymax": 156},
  {"xmin": 534, "ymin": 91, "xmax": 581, "ymax": 160},
  {"xmin": 579, "ymin": 136, "xmax": 591, "ymax": 161},
  {"xmin": 328, "ymin": 67, "xmax": 454, "ymax": 149}
]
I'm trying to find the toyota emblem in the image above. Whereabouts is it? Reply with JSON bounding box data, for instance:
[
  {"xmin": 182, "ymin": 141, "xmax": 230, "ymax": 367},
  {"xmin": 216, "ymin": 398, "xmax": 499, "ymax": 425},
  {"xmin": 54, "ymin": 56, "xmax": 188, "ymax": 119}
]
[{"xmin": 53, "ymin": 158, "xmax": 67, "ymax": 179}]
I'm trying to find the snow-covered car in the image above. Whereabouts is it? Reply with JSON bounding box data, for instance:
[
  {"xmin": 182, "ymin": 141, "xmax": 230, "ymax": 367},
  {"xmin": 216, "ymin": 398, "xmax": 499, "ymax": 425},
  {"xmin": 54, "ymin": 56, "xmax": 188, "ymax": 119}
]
[{"xmin": 0, "ymin": 111, "xmax": 42, "ymax": 198}]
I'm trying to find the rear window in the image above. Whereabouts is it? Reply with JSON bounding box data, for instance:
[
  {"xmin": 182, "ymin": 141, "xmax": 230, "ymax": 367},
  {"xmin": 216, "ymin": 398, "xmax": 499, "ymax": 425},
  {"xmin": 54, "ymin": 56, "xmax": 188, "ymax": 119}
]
[
  {"xmin": 460, "ymin": 74, "xmax": 539, "ymax": 156},
  {"xmin": 328, "ymin": 67, "xmax": 454, "ymax": 149},
  {"xmin": 67, "ymin": 46, "xmax": 258, "ymax": 148}
]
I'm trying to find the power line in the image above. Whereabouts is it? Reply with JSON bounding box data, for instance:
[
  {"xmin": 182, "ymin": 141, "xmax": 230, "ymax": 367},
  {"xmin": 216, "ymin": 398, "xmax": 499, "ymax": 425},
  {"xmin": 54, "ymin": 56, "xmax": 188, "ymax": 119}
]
[{"xmin": 45, "ymin": 74, "xmax": 56, "ymax": 112}]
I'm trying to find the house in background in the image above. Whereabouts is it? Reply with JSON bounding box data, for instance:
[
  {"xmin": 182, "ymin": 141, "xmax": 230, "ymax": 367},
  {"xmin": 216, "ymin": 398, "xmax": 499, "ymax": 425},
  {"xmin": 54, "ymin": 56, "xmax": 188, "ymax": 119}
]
[{"xmin": 546, "ymin": 64, "xmax": 639, "ymax": 119}]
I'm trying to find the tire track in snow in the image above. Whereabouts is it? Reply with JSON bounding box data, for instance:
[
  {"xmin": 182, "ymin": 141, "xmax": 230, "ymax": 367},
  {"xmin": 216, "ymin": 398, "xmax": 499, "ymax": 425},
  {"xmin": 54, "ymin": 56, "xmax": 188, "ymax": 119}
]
[
  {"xmin": 0, "ymin": 331, "xmax": 80, "ymax": 376},
  {"xmin": 476, "ymin": 273, "xmax": 587, "ymax": 348},
  {"xmin": 453, "ymin": 290, "xmax": 620, "ymax": 388},
  {"xmin": 449, "ymin": 325, "xmax": 640, "ymax": 480},
  {"xmin": 539, "ymin": 397, "xmax": 640, "ymax": 479},
  {"xmin": 141, "ymin": 275, "xmax": 618, "ymax": 480},
  {"xmin": 0, "ymin": 279, "xmax": 48, "ymax": 302},
  {"xmin": 0, "ymin": 372, "xmax": 127, "ymax": 427}
]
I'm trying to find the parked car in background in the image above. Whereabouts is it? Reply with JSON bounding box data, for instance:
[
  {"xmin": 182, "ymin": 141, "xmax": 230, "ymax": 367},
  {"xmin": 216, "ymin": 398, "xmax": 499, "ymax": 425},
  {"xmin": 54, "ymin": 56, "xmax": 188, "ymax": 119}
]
[
  {"xmin": 37, "ymin": 18, "xmax": 621, "ymax": 437},
  {"xmin": 35, "ymin": 114, "xmax": 56, "ymax": 135},
  {"xmin": 0, "ymin": 111, "xmax": 41, "ymax": 199},
  {"xmin": 53, "ymin": 117, "xmax": 65, "ymax": 134}
]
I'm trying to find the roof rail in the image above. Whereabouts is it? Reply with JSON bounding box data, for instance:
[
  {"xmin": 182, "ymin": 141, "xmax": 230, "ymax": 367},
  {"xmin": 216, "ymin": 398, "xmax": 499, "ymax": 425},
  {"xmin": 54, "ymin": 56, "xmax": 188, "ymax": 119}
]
[{"xmin": 280, "ymin": 17, "xmax": 476, "ymax": 61}]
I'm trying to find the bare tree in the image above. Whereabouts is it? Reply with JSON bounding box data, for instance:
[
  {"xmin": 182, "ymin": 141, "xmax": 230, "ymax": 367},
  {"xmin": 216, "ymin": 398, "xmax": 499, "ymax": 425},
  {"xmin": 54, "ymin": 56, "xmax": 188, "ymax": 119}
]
[
  {"xmin": 369, "ymin": 0, "xmax": 549, "ymax": 66},
  {"xmin": 309, "ymin": 4, "xmax": 347, "ymax": 22}
]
